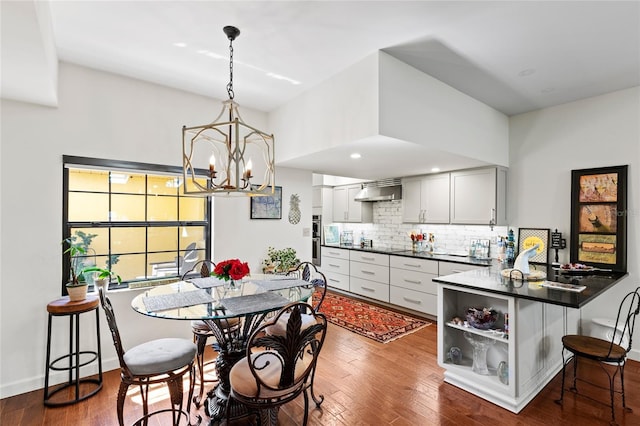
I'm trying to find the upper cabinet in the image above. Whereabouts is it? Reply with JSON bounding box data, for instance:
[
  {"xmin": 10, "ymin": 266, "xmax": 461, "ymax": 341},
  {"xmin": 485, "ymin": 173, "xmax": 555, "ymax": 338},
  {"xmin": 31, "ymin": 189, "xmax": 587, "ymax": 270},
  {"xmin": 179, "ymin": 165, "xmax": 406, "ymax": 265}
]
[
  {"xmin": 332, "ymin": 184, "xmax": 373, "ymax": 223},
  {"xmin": 450, "ymin": 167, "xmax": 507, "ymax": 225},
  {"xmin": 402, "ymin": 174, "xmax": 450, "ymax": 224},
  {"xmin": 312, "ymin": 185, "xmax": 333, "ymax": 220}
]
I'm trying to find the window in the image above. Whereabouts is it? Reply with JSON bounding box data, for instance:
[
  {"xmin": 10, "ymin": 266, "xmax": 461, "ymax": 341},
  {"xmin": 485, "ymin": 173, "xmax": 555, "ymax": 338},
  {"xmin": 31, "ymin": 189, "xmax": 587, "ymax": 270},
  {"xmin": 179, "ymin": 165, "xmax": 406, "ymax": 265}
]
[{"xmin": 63, "ymin": 156, "xmax": 211, "ymax": 291}]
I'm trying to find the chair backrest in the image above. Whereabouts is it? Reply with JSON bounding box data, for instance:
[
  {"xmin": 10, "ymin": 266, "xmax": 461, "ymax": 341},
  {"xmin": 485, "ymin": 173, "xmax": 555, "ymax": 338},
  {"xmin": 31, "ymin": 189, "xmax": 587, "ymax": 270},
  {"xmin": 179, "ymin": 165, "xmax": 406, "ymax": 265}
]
[
  {"xmin": 286, "ymin": 262, "xmax": 327, "ymax": 311},
  {"xmin": 98, "ymin": 288, "xmax": 133, "ymax": 377},
  {"xmin": 246, "ymin": 302, "xmax": 327, "ymax": 395},
  {"xmin": 178, "ymin": 242, "xmax": 199, "ymax": 274},
  {"xmin": 610, "ymin": 286, "xmax": 640, "ymax": 356},
  {"xmin": 181, "ymin": 259, "xmax": 216, "ymax": 280}
]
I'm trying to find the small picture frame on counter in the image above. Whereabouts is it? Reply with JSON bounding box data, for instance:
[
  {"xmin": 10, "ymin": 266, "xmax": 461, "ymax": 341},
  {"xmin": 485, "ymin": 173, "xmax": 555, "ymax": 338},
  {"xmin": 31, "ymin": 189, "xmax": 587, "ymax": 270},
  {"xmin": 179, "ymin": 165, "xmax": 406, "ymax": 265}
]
[{"xmin": 517, "ymin": 228, "xmax": 550, "ymax": 264}]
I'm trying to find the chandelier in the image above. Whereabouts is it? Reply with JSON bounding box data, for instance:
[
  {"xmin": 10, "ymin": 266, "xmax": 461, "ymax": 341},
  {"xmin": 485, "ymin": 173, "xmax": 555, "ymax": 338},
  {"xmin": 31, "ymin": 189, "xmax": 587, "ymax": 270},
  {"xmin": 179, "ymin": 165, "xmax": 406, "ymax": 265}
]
[{"xmin": 182, "ymin": 26, "xmax": 275, "ymax": 196}]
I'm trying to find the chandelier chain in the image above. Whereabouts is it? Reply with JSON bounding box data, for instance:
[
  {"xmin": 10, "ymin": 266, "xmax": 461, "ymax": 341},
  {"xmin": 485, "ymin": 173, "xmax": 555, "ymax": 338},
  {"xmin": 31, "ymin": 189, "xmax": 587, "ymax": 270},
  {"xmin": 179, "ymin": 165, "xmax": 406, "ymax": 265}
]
[{"xmin": 227, "ymin": 36, "xmax": 235, "ymax": 100}]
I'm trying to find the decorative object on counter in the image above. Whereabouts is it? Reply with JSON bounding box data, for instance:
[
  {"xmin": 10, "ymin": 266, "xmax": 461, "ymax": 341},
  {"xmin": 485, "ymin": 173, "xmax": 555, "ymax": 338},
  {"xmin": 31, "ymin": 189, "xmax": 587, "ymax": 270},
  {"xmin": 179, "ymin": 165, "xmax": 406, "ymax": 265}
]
[
  {"xmin": 181, "ymin": 25, "xmax": 275, "ymax": 197},
  {"xmin": 466, "ymin": 307, "xmax": 498, "ymax": 330},
  {"xmin": 496, "ymin": 237, "xmax": 506, "ymax": 263},
  {"xmin": 550, "ymin": 229, "xmax": 567, "ymax": 264},
  {"xmin": 323, "ymin": 225, "xmax": 339, "ymax": 245},
  {"xmin": 506, "ymin": 229, "xmax": 515, "ymax": 262},
  {"xmin": 463, "ymin": 332, "xmax": 495, "ymax": 375},
  {"xmin": 409, "ymin": 231, "xmax": 424, "ymax": 252},
  {"xmin": 497, "ymin": 361, "xmax": 509, "ymax": 384},
  {"xmin": 500, "ymin": 267, "xmax": 547, "ymax": 281},
  {"xmin": 213, "ymin": 258, "xmax": 250, "ymax": 289},
  {"xmin": 517, "ymin": 228, "xmax": 549, "ymax": 264},
  {"xmin": 448, "ymin": 347, "xmax": 463, "ymax": 365},
  {"xmin": 262, "ymin": 247, "xmax": 299, "ymax": 274},
  {"xmin": 288, "ymin": 193, "xmax": 301, "ymax": 224},
  {"xmin": 513, "ymin": 243, "xmax": 540, "ymax": 275},
  {"xmin": 340, "ymin": 230, "xmax": 354, "ymax": 246},
  {"xmin": 570, "ymin": 165, "xmax": 627, "ymax": 273},
  {"xmin": 470, "ymin": 239, "xmax": 490, "ymax": 259},
  {"xmin": 250, "ymin": 185, "xmax": 282, "ymax": 219}
]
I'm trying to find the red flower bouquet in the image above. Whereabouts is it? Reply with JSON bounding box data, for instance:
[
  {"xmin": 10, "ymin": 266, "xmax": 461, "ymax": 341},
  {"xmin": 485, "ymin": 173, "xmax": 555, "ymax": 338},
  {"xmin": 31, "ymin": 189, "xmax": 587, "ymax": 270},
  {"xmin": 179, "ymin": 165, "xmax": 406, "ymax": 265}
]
[{"xmin": 213, "ymin": 259, "xmax": 250, "ymax": 282}]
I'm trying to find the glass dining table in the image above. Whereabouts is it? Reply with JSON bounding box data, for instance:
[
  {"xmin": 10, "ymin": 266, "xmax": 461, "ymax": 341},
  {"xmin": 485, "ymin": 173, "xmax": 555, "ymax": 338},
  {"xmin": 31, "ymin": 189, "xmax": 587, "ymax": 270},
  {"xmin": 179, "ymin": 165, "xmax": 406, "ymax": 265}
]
[{"xmin": 130, "ymin": 274, "xmax": 314, "ymax": 425}]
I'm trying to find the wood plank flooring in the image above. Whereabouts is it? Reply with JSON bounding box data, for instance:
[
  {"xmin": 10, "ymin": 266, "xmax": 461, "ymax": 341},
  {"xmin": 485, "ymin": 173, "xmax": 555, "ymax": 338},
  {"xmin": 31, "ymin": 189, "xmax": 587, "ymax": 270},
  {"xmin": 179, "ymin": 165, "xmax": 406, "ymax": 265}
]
[{"xmin": 2, "ymin": 318, "xmax": 639, "ymax": 425}]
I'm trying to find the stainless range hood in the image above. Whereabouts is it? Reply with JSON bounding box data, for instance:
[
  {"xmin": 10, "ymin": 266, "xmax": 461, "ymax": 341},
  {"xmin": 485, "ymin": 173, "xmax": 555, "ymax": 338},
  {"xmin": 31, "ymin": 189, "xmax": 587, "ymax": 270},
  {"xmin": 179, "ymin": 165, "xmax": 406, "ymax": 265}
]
[{"xmin": 354, "ymin": 178, "xmax": 402, "ymax": 202}]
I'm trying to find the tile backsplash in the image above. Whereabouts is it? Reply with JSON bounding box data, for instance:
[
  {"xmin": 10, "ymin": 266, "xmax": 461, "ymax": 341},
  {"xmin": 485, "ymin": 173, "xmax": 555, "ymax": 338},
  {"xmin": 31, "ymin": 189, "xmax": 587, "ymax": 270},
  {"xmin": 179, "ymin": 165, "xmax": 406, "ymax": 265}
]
[{"xmin": 327, "ymin": 200, "xmax": 509, "ymax": 257}]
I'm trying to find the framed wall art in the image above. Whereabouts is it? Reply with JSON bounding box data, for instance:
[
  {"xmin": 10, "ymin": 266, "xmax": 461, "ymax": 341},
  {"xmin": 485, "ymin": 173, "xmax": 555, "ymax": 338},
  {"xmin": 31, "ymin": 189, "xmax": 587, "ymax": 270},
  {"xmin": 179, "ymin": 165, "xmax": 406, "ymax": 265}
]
[
  {"xmin": 250, "ymin": 186, "xmax": 282, "ymax": 219},
  {"xmin": 517, "ymin": 228, "xmax": 550, "ymax": 264},
  {"xmin": 570, "ymin": 165, "xmax": 627, "ymax": 272}
]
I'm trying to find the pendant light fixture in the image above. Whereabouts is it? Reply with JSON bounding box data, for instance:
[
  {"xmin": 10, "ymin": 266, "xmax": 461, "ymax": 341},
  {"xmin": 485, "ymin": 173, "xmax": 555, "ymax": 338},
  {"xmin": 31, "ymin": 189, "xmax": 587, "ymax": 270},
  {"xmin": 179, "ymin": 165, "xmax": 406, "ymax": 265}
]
[{"xmin": 182, "ymin": 26, "xmax": 275, "ymax": 196}]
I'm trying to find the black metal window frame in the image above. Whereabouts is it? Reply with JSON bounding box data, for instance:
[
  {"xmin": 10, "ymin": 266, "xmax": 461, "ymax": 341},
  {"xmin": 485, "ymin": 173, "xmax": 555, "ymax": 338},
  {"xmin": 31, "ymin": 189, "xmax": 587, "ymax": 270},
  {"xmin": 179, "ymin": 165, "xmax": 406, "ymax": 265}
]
[{"xmin": 62, "ymin": 155, "xmax": 211, "ymax": 293}]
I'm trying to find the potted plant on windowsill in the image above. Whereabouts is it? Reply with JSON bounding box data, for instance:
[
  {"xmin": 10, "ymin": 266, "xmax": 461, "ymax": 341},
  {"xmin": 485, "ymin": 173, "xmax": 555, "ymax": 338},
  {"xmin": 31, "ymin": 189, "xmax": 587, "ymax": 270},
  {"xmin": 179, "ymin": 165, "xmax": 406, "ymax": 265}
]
[{"xmin": 81, "ymin": 266, "xmax": 122, "ymax": 293}]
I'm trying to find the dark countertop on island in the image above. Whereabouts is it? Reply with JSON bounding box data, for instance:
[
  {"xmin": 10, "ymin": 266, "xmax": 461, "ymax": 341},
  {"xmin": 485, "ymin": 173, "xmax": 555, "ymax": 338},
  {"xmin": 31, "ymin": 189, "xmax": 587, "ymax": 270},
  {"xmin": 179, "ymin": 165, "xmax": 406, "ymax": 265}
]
[
  {"xmin": 434, "ymin": 263, "xmax": 628, "ymax": 309},
  {"xmin": 322, "ymin": 244, "xmax": 492, "ymax": 267}
]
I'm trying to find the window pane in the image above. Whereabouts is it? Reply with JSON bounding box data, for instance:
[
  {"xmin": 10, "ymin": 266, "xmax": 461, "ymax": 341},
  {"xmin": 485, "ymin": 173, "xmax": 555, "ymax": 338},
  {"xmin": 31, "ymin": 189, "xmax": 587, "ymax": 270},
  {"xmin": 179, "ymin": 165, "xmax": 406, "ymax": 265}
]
[
  {"xmin": 148, "ymin": 196, "xmax": 178, "ymax": 221},
  {"xmin": 112, "ymin": 173, "xmax": 145, "ymax": 194},
  {"xmin": 179, "ymin": 227, "xmax": 207, "ymax": 250},
  {"xmin": 148, "ymin": 227, "xmax": 178, "ymax": 252},
  {"xmin": 148, "ymin": 175, "xmax": 179, "ymax": 196},
  {"xmin": 180, "ymin": 177, "xmax": 208, "ymax": 195},
  {"xmin": 68, "ymin": 193, "xmax": 109, "ymax": 221},
  {"xmin": 109, "ymin": 253, "xmax": 146, "ymax": 282},
  {"xmin": 179, "ymin": 197, "xmax": 206, "ymax": 221},
  {"xmin": 69, "ymin": 169, "xmax": 109, "ymax": 192},
  {"xmin": 69, "ymin": 228, "xmax": 108, "ymax": 256},
  {"xmin": 111, "ymin": 194, "xmax": 145, "ymax": 221},
  {"xmin": 112, "ymin": 227, "xmax": 146, "ymax": 254}
]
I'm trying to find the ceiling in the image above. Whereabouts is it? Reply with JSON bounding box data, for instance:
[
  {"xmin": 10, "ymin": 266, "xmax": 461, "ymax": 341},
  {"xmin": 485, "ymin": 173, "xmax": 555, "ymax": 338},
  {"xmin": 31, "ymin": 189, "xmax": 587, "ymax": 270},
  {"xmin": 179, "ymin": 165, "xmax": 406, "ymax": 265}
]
[{"xmin": 3, "ymin": 1, "xmax": 639, "ymax": 180}]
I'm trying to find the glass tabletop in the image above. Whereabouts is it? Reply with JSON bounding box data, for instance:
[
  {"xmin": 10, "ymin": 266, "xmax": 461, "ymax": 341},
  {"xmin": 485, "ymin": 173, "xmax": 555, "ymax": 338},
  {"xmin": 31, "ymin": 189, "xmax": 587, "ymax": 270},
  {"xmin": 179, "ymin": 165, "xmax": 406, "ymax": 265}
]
[{"xmin": 131, "ymin": 274, "xmax": 313, "ymax": 320}]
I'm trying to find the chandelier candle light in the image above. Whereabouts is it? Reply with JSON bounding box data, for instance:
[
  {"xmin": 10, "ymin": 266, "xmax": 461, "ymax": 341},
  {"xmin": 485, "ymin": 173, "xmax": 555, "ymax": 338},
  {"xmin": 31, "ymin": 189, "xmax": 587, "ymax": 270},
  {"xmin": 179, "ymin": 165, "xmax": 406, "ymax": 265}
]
[{"xmin": 182, "ymin": 25, "xmax": 275, "ymax": 196}]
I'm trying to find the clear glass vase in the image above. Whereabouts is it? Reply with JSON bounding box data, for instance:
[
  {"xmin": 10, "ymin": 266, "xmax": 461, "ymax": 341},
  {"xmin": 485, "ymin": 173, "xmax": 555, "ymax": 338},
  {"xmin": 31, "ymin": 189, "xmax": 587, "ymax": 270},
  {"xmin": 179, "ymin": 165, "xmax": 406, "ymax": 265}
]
[{"xmin": 463, "ymin": 332, "xmax": 495, "ymax": 375}]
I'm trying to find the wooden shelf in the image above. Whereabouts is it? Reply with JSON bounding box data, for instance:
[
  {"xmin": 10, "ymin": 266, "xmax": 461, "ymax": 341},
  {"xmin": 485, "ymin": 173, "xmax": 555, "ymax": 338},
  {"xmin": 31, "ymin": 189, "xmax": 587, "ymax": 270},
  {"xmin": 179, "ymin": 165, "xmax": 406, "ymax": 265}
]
[{"xmin": 445, "ymin": 322, "xmax": 508, "ymax": 343}]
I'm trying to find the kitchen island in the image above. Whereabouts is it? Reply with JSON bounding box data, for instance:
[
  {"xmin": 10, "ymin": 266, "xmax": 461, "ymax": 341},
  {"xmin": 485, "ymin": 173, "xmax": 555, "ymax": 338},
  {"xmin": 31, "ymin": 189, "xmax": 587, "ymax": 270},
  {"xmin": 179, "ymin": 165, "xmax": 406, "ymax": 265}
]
[{"xmin": 434, "ymin": 263, "xmax": 627, "ymax": 413}]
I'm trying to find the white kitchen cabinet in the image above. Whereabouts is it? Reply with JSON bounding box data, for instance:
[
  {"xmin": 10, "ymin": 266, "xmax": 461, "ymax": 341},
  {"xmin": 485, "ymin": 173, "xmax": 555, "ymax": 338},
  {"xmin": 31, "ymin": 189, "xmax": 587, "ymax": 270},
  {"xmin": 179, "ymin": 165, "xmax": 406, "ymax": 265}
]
[
  {"xmin": 312, "ymin": 185, "xmax": 333, "ymax": 219},
  {"xmin": 450, "ymin": 167, "xmax": 507, "ymax": 225},
  {"xmin": 402, "ymin": 174, "xmax": 450, "ymax": 223},
  {"xmin": 349, "ymin": 251, "xmax": 389, "ymax": 302},
  {"xmin": 320, "ymin": 247, "xmax": 350, "ymax": 291},
  {"xmin": 390, "ymin": 255, "xmax": 439, "ymax": 315},
  {"xmin": 332, "ymin": 184, "xmax": 373, "ymax": 223},
  {"xmin": 438, "ymin": 283, "xmax": 577, "ymax": 413}
]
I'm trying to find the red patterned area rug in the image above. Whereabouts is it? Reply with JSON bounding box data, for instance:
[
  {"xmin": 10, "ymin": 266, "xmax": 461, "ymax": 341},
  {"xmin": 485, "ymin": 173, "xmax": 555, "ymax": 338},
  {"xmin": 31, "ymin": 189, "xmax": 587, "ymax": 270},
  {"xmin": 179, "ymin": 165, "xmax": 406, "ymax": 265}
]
[{"xmin": 318, "ymin": 292, "xmax": 431, "ymax": 344}]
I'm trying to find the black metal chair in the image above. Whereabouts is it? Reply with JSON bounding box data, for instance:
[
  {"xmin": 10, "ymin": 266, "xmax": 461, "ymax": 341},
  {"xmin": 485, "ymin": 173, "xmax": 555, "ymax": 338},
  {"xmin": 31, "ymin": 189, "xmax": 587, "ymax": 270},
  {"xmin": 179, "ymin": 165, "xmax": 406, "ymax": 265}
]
[
  {"xmin": 227, "ymin": 302, "xmax": 328, "ymax": 426},
  {"xmin": 556, "ymin": 286, "xmax": 640, "ymax": 424},
  {"xmin": 286, "ymin": 261, "xmax": 328, "ymax": 312},
  {"xmin": 98, "ymin": 288, "xmax": 200, "ymax": 426}
]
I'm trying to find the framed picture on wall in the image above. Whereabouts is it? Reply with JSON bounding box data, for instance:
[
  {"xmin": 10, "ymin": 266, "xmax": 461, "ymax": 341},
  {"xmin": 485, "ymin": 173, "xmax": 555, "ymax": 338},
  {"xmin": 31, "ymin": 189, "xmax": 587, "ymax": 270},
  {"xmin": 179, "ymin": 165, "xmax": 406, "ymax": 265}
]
[
  {"xmin": 570, "ymin": 165, "xmax": 627, "ymax": 272},
  {"xmin": 250, "ymin": 186, "xmax": 282, "ymax": 219}
]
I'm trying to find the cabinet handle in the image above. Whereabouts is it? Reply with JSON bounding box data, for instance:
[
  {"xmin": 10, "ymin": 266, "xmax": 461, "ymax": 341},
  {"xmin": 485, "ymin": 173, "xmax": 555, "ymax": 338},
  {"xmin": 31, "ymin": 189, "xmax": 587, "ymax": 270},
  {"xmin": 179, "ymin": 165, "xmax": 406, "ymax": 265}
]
[
  {"xmin": 361, "ymin": 270, "xmax": 375, "ymax": 275},
  {"xmin": 403, "ymin": 279, "xmax": 422, "ymax": 284},
  {"xmin": 328, "ymin": 251, "xmax": 340, "ymax": 255},
  {"xmin": 403, "ymin": 263, "xmax": 421, "ymax": 268},
  {"xmin": 403, "ymin": 297, "xmax": 422, "ymax": 304},
  {"xmin": 328, "ymin": 278, "xmax": 341, "ymax": 283},
  {"xmin": 361, "ymin": 286, "xmax": 375, "ymax": 292},
  {"xmin": 328, "ymin": 263, "xmax": 341, "ymax": 268},
  {"xmin": 451, "ymin": 269, "xmax": 465, "ymax": 273}
]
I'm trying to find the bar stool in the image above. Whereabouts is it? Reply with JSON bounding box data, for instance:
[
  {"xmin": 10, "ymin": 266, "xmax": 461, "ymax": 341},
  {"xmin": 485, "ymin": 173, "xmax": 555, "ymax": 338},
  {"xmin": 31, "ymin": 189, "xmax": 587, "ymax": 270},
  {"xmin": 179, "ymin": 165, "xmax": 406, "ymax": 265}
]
[{"xmin": 44, "ymin": 294, "xmax": 103, "ymax": 406}]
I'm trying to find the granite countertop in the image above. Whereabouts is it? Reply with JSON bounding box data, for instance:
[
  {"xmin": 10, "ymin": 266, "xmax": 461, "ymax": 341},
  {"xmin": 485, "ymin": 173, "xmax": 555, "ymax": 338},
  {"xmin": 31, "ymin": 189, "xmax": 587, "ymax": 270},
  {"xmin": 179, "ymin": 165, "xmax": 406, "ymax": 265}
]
[
  {"xmin": 322, "ymin": 244, "xmax": 492, "ymax": 267},
  {"xmin": 433, "ymin": 264, "xmax": 628, "ymax": 309}
]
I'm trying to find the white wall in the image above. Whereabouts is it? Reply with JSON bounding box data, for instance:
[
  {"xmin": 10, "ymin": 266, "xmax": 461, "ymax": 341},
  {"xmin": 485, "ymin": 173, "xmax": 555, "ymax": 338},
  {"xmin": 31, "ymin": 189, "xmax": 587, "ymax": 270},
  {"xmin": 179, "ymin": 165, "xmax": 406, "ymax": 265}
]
[
  {"xmin": 509, "ymin": 87, "xmax": 640, "ymax": 360},
  {"xmin": 0, "ymin": 63, "xmax": 311, "ymax": 397}
]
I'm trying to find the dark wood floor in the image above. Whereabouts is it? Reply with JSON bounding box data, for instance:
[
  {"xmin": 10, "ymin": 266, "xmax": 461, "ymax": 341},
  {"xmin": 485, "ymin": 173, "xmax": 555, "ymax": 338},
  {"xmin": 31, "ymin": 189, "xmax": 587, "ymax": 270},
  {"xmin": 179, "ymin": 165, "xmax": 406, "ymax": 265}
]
[{"xmin": 2, "ymin": 319, "xmax": 639, "ymax": 425}]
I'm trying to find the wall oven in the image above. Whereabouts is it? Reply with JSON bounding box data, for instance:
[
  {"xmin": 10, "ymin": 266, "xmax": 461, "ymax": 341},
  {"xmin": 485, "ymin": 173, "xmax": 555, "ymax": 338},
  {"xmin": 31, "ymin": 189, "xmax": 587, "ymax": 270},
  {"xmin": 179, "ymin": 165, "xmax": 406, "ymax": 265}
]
[{"xmin": 312, "ymin": 215, "xmax": 321, "ymax": 266}]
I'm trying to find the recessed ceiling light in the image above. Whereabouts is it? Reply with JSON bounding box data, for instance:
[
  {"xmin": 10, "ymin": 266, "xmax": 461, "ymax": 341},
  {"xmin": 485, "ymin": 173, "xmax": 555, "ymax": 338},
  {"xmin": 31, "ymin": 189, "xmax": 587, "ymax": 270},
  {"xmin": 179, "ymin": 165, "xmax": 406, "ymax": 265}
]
[
  {"xmin": 173, "ymin": 42, "xmax": 187, "ymax": 48},
  {"xmin": 350, "ymin": 153, "xmax": 361, "ymax": 159},
  {"xmin": 431, "ymin": 167, "xmax": 440, "ymax": 173},
  {"xmin": 517, "ymin": 68, "xmax": 536, "ymax": 77}
]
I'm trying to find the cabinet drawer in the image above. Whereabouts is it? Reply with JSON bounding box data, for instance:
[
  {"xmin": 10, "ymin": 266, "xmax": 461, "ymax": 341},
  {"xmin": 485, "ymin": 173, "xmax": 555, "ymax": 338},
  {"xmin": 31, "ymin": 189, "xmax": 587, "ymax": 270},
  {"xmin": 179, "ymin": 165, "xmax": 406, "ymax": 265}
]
[
  {"xmin": 390, "ymin": 268, "xmax": 438, "ymax": 295},
  {"xmin": 349, "ymin": 261, "xmax": 389, "ymax": 284},
  {"xmin": 390, "ymin": 255, "xmax": 438, "ymax": 274},
  {"xmin": 439, "ymin": 261, "xmax": 483, "ymax": 276},
  {"xmin": 350, "ymin": 277, "xmax": 389, "ymax": 302},
  {"xmin": 349, "ymin": 251, "xmax": 389, "ymax": 266},
  {"xmin": 320, "ymin": 256, "xmax": 349, "ymax": 275},
  {"xmin": 322, "ymin": 247, "xmax": 350, "ymax": 260},
  {"xmin": 390, "ymin": 286, "xmax": 437, "ymax": 315},
  {"xmin": 323, "ymin": 271, "xmax": 349, "ymax": 292}
]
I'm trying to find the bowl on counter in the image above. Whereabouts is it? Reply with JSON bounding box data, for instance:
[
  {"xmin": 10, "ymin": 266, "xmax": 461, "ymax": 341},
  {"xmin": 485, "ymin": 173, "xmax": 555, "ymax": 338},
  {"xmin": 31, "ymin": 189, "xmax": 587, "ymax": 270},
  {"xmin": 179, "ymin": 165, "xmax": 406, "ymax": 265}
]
[{"xmin": 466, "ymin": 307, "xmax": 498, "ymax": 330}]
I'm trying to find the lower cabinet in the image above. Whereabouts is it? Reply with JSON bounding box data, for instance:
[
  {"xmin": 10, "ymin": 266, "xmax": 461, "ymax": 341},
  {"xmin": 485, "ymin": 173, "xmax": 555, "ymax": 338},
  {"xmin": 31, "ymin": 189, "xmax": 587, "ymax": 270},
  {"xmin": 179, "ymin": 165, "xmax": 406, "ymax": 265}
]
[
  {"xmin": 390, "ymin": 256, "xmax": 438, "ymax": 315},
  {"xmin": 437, "ymin": 283, "xmax": 578, "ymax": 413},
  {"xmin": 349, "ymin": 251, "xmax": 389, "ymax": 302},
  {"xmin": 320, "ymin": 248, "xmax": 350, "ymax": 292}
]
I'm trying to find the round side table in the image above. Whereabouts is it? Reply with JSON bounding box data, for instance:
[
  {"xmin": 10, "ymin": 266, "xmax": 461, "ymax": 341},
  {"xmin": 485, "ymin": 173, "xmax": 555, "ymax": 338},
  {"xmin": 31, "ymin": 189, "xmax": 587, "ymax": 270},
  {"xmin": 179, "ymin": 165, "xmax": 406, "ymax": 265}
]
[{"xmin": 44, "ymin": 295, "xmax": 103, "ymax": 406}]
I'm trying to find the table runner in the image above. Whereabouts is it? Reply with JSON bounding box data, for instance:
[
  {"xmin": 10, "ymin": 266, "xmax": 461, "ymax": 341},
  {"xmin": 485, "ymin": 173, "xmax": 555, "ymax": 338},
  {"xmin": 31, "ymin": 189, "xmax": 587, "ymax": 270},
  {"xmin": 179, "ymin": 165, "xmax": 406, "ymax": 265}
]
[
  {"xmin": 221, "ymin": 292, "xmax": 290, "ymax": 316},
  {"xmin": 142, "ymin": 289, "xmax": 214, "ymax": 312}
]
